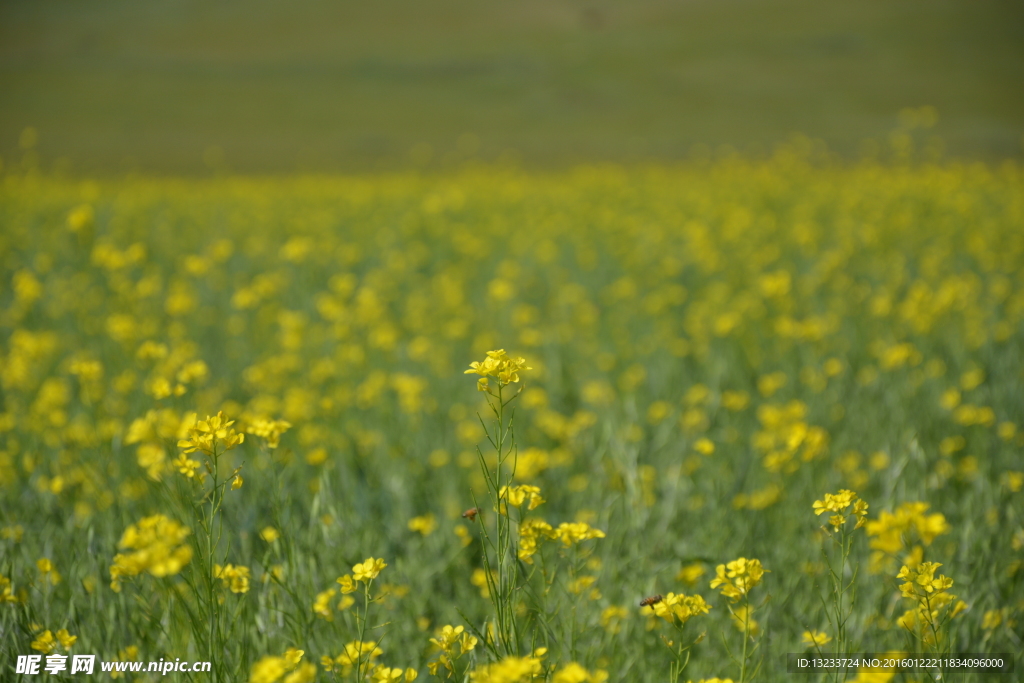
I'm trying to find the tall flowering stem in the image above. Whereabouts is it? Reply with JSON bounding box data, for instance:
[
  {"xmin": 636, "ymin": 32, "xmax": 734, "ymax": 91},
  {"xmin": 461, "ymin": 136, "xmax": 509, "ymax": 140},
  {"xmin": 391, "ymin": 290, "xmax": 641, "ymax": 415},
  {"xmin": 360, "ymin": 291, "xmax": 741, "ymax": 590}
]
[
  {"xmin": 711, "ymin": 558, "xmax": 767, "ymax": 683},
  {"xmin": 174, "ymin": 412, "xmax": 246, "ymax": 680},
  {"xmin": 896, "ymin": 561, "xmax": 966, "ymax": 680},
  {"xmin": 812, "ymin": 489, "xmax": 868, "ymax": 678},
  {"xmin": 464, "ymin": 350, "xmax": 531, "ymax": 657}
]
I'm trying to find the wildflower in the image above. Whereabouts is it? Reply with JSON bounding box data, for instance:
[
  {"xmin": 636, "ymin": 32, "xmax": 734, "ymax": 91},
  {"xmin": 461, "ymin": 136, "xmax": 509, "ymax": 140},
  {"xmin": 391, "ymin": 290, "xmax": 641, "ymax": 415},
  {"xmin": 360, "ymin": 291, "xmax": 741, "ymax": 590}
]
[
  {"xmin": 260, "ymin": 526, "xmax": 280, "ymax": 542},
  {"xmin": 812, "ymin": 490, "xmax": 868, "ymax": 531},
  {"xmin": 36, "ymin": 558, "xmax": 61, "ymax": 585},
  {"xmin": 895, "ymin": 563, "xmax": 966, "ymax": 641},
  {"xmin": 249, "ymin": 651, "xmax": 309, "ymax": 683},
  {"xmin": 313, "ymin": 588, "xmax": 337, "ymax": 620},
  {"xmin": 353, "ymin": 557, "xmax": 387, "ymax": 582},
  {"xmin": 231, "ymin": 474, "xmax": 244, "ymax": 489},
  {"xmin": 337, "ymin": 574, "xmax": 358, "ymax": 593},
  {"xmin": 600, "ymin": 605, "xmax": 629, "ymax": 634},
  {"xmin": 710, "ymin": 558, "xmax": 767, "ymax": 601},
  {"xmin": 330, "ymin": 641, "xmax": 383, "ymax": 676},
  {"xmin": 500, "ymin": 484, "xmax": 545, "ymax": 510},
  {"xmin": 694, "ymin": 438, "xmax": 715, "ymax": 455},
  {"xmin": 172, "ymin": 452, "xmax": 200, "ymax": 478},
  {"xmin": 177, "ymin": 411, "xmax": 245, "ymax": 456},
  {"xmin": 465, "ymin": 350, "xmax": 531, "ymax": 386},
  {"xmin": 246, "ymin": 417, "xmax": 292, "ymax": 448},
  {"xmin": 31, "ymin": 630, "xmax": 57, "ymax": 653},
  {"xmin": 0, "ymin": 575, "xmax": 18, "ymax": 603},
  {"xmin": 649, "ymin": 592, "xmax": 712, "ymax": 625},
  {"xmin": 214, "ymin": 564, "xmax": 252, "ymax": 594},
  {"xmin": 468, "ymin": 655, "xmax": 544, "ymax": 682},
  {"xmin": 553, "ymin": 522, "xmax": 606, "ymax": 546},
  {"xmin": 801, "ymin": 630, "xmax": 832, "ymax": 647},
  {"xmin": 552, "ymin": 663, "xmax": 609, "ymax": 683},
  {"xmin": 109, "ymin": 515, "xmax": 192, "ymax": 591},
  {"xmin": 371, "ymin": 665, "xmax": 418, "ymax": 682},
  {"xmin": 408, "ymin": 514, "xmax": 437, "ymax": 535}
]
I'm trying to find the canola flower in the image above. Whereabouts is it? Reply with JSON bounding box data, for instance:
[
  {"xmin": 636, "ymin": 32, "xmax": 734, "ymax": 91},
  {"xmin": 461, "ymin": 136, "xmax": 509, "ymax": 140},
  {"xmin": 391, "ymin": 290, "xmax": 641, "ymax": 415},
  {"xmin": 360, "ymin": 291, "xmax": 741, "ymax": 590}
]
[
  {"xmin": 710, "ymin": 558, "xmax": 767, "ymax": 602},
  {"xmin": 353, "ymin": 557, "xmax": 388, "ymax": 582},
  {"xmin": 648, "ymin": 592, "xmax": 712, "ymax": 626},
  {"xmin": 214, "ymin": 563, "xmax": 251, "ymax": 594},
  {"xmin": 249, "ymin": 648, "xmax": 313, "ymax": 683},
  {"xmin": 801, "ymin": 630, "xmax": 832, "ymax": 648},
  {"xmin": 109, "ymin": 514, "xmax": 192, "ymax": 591},
  {"xmin": 465, "ymin": 350, "xmax": 531, "ymax": 391},
  {"xmin": 813, "ymin": 489, "xmax": 868, "ymax": 532},
  {"xmin": 323, "ymin": 641, "xmax": 384, "ymax": 676},
  {"xmin": 468, "ymin": 654, "xmax": 545, "ymax": 683},
  {"xmin": 865, "ymin": 502, "xmax": 951, "ymax": 573},
  {"xmin": 895, "ymin": 562, "xmax": 967, "ymax": 645},
  {"xmin": 177, "ymin": 411, "xmax": 245, "ymax": 456}
]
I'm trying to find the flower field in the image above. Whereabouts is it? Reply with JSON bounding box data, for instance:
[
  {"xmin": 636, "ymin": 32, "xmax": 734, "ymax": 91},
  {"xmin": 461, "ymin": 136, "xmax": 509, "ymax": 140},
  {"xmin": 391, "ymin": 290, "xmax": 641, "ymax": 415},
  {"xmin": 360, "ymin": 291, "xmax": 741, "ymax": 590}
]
[{"xmin": 1, "ymin": 151, "xmax": 1022, "ymax": 682}]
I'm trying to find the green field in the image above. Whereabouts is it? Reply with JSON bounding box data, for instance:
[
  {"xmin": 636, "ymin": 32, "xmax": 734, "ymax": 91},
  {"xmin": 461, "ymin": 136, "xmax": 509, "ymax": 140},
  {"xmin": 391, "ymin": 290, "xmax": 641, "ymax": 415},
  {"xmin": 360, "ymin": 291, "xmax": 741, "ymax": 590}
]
[
  {"xmin": 2, "ymin": 1, "xmax": 1024, "ymax": 680},
  {"xmin": 1, "ymin": 155, "xmax": 1022, "ymax": 681},
  {"xmin": 2, "ymin": 0, "xmax": 1024, "ymax": 173}
]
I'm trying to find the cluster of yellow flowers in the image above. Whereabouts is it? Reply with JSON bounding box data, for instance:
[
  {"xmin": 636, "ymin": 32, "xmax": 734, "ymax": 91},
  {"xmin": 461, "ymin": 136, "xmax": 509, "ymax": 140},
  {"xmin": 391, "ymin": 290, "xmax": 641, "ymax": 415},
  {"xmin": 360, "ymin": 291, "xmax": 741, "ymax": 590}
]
[
  {"xmin": 500, "ymin": 484, "xmax": 545, "ymax": 510},
  {"xmin": 710, "ymin": 558, "xmax": 767, "ymax": 602},
  {"xmin": 214, "ymin": 563, "xmax": 251, "ymax": 594},
  {"xmin": 427, "ymin": 624, "xmax": 478, "ymax": 676},
  {"xmin": 109, "ymin": 514, "xmax": 192, "ymax": 592},
  {"xmin": 865, "ymin": 502, "xmax": 950, "ymax": 573},
  {"xmin": 176, "ymin": 411, "xmax": 245, "ymax": 456},
  {"xmin": 812, "ymin": 489, "xmax": 869, "ymax": 532},
  {"xmin": 647, "ymin": 592, "xmax": 713, "ymax": 626},
  {"xmin": 895, "ymin": 562, "xmax": 966, "ymax": 641},
  {"xmin": 249, "ymin": 647, "xmax": 315, "ymax": 683},
  {"xmin": 465, "ymin": 349, "xmax": 531, "ymax": 391},
  {"xmin": 245, "ymin": 417, "xmax": 292, "ymax": 448},
  {"xmin": 516, "ymin": 518, "xmax": 606, "ymax": 563},
  {"xmin": 30, "ymin": 627, "xmax": 77, "ymax": 654},
  {"xmin": 321, "ymin": 641, "xmax": 384, "ymax": 676}
]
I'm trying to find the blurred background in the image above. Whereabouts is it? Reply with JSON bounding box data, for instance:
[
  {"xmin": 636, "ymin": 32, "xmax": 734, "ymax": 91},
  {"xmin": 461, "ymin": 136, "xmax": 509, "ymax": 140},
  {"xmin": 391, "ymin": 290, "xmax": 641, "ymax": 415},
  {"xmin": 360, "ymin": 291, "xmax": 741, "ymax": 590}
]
[{"xmin": 2, "ymin": 0, "xmax": 1023, "ymax": 175}]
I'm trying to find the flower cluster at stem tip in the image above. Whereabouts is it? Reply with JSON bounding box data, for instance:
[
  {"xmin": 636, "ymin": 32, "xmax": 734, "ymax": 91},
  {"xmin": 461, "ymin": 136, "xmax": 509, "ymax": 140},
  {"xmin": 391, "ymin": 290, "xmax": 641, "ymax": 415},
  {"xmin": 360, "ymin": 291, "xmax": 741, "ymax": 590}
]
[
  {"xmin": 813, "ymin": 489, "xmax": 869, "ymax": 532},
  {"xmin": 464, "ymin": 349, "xmax": 531, "ymax": 392}
]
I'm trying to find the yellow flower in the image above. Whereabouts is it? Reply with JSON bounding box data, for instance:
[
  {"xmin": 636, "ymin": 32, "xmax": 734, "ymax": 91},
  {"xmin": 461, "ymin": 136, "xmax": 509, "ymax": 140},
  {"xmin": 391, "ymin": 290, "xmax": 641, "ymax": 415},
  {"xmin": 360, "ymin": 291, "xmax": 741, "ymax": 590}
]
[
  {"xmin": 337, "ymin": 574, "xmax": 358, "ymax": 593},
  {"xmin": 172, "ymin": 452, "xmax": 200, "ymax": 478},
  {"xmin": 109, "ymin": 515, "xmax": 192, "ymax": 591},
  {"xmin": 249, "ymin": 656, "xmax": 288, "ymax": 683},
  {"xmin": 231, "ymin": 474, "xmax": 244, "ymax": 489},
  {"xmin": 710, "ymin": 558, "xmax": 767, "ymax": 601},
  {"xmin": 469, "ymin": 655, "xmax": 544, "ymax": 682},
  {"xmin": 260, "ymin": 526, "xmax": 280, "ymax": 542},
  {"xmin": 694, "ymin": 438, "xmax": 715, "ymax": 455},
  {"xmin": 214, "ymin": 564, "xmax": 252, "ymax": 594},
  {"xmin": 177, "ymin": 411, "xmax": 245, "ymax": 456},
  {"xmin": 813, "ymin": 490, "xmax": 868, "ymax": 531},
  {"xmin": 465, "ymin": 350, "xmax": 531, "ymax": 386},
  {"xmin": 650, "ymin": 592, "xmax": 712, "ymax": 625},
  {"xmin": 552, "ymin": 662, "xmax": 609, "ymax": 683},
  {"xmin": 246, "ymin": 417, "xmax": 292, "ymax": 448},
  {"xmin": 408, "ymin": 514, "xmax": 437, "ymax": 536},
  {"xmin": 353, "ymin": 557, "xmax": 387, "ymax": 582},
  {"xmin": 553, "ymin": 522, "xmax": 606, "ymax": 546},
  {"xmin": 500, "ymin": 485, "xmax": 545, "ymax": 510},
  {"xmin": 801, "ymin": 630, "xmax": 832, "ymax": 647},
  {"xmin": 31, "ymin": 630, "xmax": 57, "ymax": 653},
  {"xmin": 313, "ymin": 588, "xmax": 338, "ymax": 620}
]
